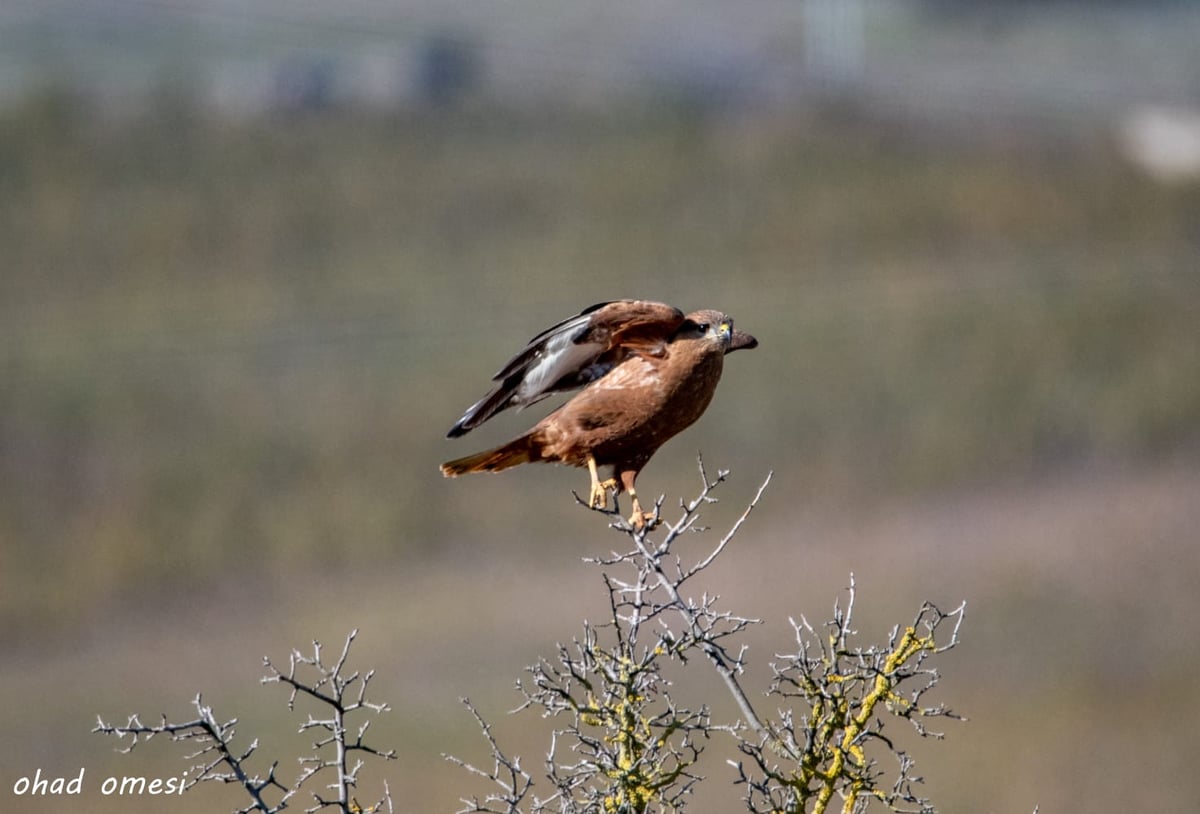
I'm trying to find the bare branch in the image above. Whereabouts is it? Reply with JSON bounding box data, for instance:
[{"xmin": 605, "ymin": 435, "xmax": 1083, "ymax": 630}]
[
  {"xmin": 734, "ymin": 579, "xmax": 967, "ymax": 813},
  {"xmin": 444, "ymin": 698, "xmax": 535, "ymax": 814},
  {"xmin": 97, "ymin": 630, "xmax": 395, "ymax": 814},
  {"xmin": 95, "ymin": 693, "xmax": 288, "ymax": 814}
]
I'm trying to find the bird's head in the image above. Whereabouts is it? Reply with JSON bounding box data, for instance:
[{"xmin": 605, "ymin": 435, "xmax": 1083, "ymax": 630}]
[{"xmin": 679, "ymin": 310, "xmax": 758, "ymax": 354}]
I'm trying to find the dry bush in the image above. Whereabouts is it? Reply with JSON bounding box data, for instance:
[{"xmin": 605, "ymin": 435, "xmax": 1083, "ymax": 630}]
[
  {"xmin": 97, "ymin": 460, "xmax": 967, "ymax": 814},
  {"xmin": 96, "ymin": 631, "xmax": 396, "ymax": 814},
  {"xmin": 449, "ymin": 460, "xmax": 966, "ymax": 814}
]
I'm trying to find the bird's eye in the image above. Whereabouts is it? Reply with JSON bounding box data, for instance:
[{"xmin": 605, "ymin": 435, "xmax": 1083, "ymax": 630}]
[{"xmin": 695, "ymin": 322, "xmax": 709, "ymax": 333}]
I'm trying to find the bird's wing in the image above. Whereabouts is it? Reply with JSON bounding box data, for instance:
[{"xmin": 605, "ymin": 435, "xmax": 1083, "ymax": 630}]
[{"xmin": 446, "ymin": 300, "xmax": 685, "ymax": 437}]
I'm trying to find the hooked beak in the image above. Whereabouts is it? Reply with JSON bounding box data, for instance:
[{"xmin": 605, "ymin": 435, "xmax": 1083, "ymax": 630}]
[{"xmin": 726, "ymin": 325, "xmax": 757, "ymax": 353}]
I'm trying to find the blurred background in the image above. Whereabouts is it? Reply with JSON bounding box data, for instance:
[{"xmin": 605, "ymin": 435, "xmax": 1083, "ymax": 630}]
[{"xmin": 3, "ymin": 0, "xmax": 1199, "ymax": 811}]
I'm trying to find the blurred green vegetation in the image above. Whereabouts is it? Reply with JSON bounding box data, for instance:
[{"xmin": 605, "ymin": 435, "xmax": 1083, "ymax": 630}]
[{"xmin": 1, "ymin": 87, "xmax": 1198, "ymax": 640}]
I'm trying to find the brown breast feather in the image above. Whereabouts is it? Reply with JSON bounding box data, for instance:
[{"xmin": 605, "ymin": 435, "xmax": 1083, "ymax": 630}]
[{"xmin": 534, "ymin": 335, "xmax": 726, "ymax": 470}]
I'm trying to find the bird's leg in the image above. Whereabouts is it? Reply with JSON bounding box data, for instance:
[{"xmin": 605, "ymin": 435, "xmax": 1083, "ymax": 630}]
[
  {"xmin": 628, "ymin": 492, "xmax": 650, "ymax": 530},
  {"xmin": 587, "ymin": 455, "xmax": 617, "ymax": 510},
  {"xmin": 620, "ymin": 469, "xmax": 655, "ymax": 530}
]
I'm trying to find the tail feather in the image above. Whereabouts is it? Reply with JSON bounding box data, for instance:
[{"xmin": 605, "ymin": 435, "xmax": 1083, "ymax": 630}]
[{"xmin": 441, "ymin": 433, "xmax": 539, "ymax": 477}]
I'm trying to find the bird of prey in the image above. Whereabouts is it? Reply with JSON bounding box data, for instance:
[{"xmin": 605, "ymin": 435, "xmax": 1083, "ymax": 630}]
[{"xmin": 440, "ymin": 299, "xmax": 757, "ymax": 528}]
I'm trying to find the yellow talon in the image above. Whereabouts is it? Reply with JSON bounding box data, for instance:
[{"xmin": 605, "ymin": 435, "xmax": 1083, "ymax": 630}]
[
  {"xmin": 627, "ymin": 491, "xmax": 656, "ymax": 530},
  {"xmin": 587, "ymin": 456, "xmax": 617, "ymax": 509}
]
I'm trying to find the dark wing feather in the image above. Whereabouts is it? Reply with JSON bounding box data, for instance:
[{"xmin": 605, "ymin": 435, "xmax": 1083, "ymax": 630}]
[{"xmin": 446, "ymin": 300, "xmax": 684, "ymax": 437}]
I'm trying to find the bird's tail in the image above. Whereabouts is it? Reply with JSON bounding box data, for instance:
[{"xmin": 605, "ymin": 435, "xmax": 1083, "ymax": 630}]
[{"xmin": 440, "ymin": 432, "xmax": 540, "ymax": 477}]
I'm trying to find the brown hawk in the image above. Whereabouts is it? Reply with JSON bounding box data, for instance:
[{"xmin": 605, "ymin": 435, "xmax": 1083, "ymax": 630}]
[{"xmin": 440, "ymin": 300, "xmax": 757, "ymax": 528}]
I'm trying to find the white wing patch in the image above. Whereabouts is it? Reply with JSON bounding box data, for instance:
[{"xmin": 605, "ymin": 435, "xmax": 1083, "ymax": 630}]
[{"xmin": 515, "ymin": 332, "xmax": 605, "ymax": 403}]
